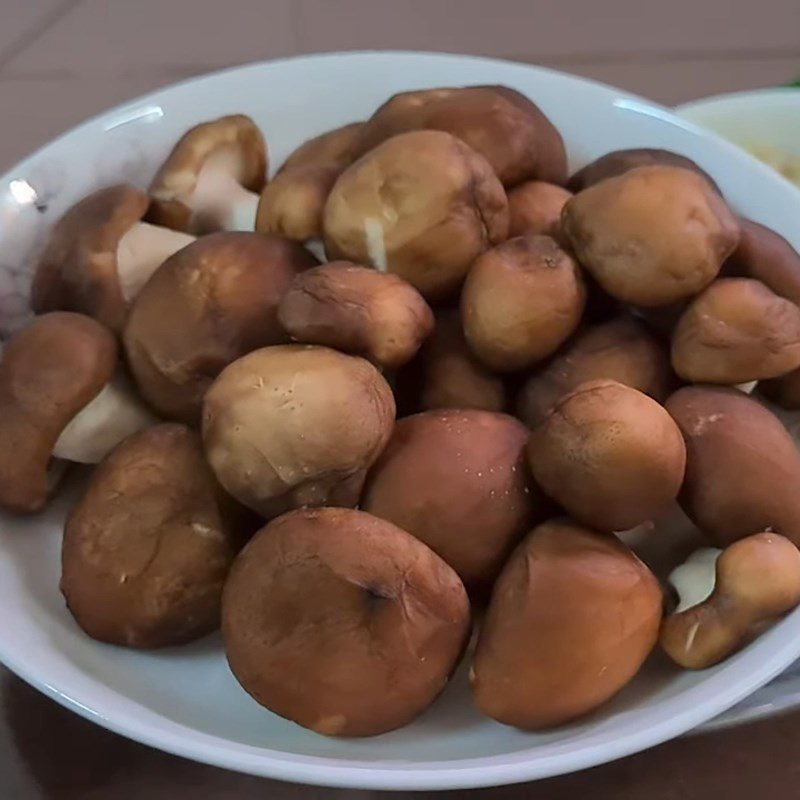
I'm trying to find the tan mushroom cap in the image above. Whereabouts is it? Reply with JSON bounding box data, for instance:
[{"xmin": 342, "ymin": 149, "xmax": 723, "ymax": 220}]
[
  {"xmin": 31, "ymin": 185, "xmax": 148, "ymax": 332},
  {"xmin": 202, "ymin": 345, "xmax": 395, "ymax": 519},
  {"xmin": 124, "ymin": 232, "xmax": 318, "ymax": 425},
  {"xmin": 355, "ymin": 85, "xmax": 567, "ymax": 187},
  {"xmin": 323, "ymin": 129, "xmax": 509, "ymax": 299},
  {"xmin": 148, "ymin": 115, "xmax": 267, "ymax": 233},
  {"xmin": 0, "ymin": 312, "xmax": 117, "ymax": 514}
]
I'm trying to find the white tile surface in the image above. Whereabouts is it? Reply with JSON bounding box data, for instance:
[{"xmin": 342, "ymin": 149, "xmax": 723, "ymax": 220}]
[{"xmin": 2, "ymin": 0, "xmax": 299, "ymax": 76}]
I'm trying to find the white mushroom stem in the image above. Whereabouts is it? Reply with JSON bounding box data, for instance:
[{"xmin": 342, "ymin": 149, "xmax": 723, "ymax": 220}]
[
  {"xmin": 190, "ymin": 151, "xmax": 260, "ymax": 231},
  {"xmin": 668, "ymin": 547, "xmax": 722, "ymax": 613},
  {"xmin": 116, "ymin": 222, "xmax": 195, "ymax": 302},
  {"xmin": 733, "ymin": 380, "xmax": 758, "ymax": 394},
  {"xmin": 53, "ymin": 371, "xmax": 157, "ymax": 464},
  {"xmin": 364, "ymin": 218, "xmax": 388, "ymax": 272},
  {"xmin": 304, "ymin": 238, "xmax": 327, "ymax": 263}
]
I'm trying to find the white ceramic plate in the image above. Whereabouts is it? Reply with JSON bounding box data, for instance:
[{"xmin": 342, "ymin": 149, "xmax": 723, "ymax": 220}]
[{"xmin": 3, "ymin": 52, "xmax": 800, "ymax": 791}]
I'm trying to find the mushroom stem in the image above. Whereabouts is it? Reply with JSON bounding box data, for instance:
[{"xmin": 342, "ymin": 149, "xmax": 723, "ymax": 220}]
[
  {"xmin": 116, "ymin": 222, "xmax": 195, "ymax": 302},
  {"xmin": 191, "ymin": 160, "xmax": 261, "ymax": 232},
  {"xmin": 53, "ymin": 370, "xmax": 157, "ymax": 464},
  {"xmin": 668, "ymin": 547, "xmax": 721, "ymax": 613}
]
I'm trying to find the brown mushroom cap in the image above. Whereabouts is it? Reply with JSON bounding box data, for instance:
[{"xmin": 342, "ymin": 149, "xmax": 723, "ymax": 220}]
[
  {"xmin": 355, "ymin": 85, "xmax": 566, "ymax": 186},
  {"xmin": 671, "ymin": 277, "xmax": 800, "ymax": 384},
  {"xmin": 324, "ymin": 129, "xmax": 508, "ymax": 300},
  {"xmin": 124, "ymin": 232, "xmax": 318, "ymax": 425},
  {"xmin": 562, "ymin": 165, "xmax": 740, "ymax": 307},
  {"xmin": 516, "ymin": 315, "xmax": 675, "ymax": 429},
  {"xmin": 507, "ymin": 180, "xmax": 572, "ymax": 239},
  {"xmin": 461, "ymin": 234, "xmax": 586, "ymax": 372},
  {"xmin": 255, "ymin": 122, "xmax": 366, "ymax": 242},
  {"xmin": 362, "ymin": 409, "xmax": 546, "ymax": 594},
  {"xmin": 665, "ymin": 385, "xmax": 800, "ymax": 547},
  {"xmin": 404, "ymin": 309, "xmax": 507, "ymax": 414},
  {"xmin": 31, "ymin": 185, "xmax": 148, "ymax": 332},
  {"xmin": 202, "ymin": 344, "xmax": 395, "ymax": 518},
  {"xmin": 725, "ymin": 218, "xmax": 800, "ymax": 305},
  {"xmin": 277, "ymin": 261, "xmax": 434, "ymax": 369},
  {"xmin": 661, "ymin": 533, "xmax": 800, "ymax": 669},
  {"xmin": 0, "ymin": 312, "xmax": 116, "ymax": 514},
  {"xmin": 528, "ymin": 379, "xmax": 686, "ymax": 531},
  {"xmin": 470, "ymin": 519, "xmax": 662, "ymax": 729},
  {"xmin": 567, "ymin": 147, "xmax": 720, "ymax": 193},
  {"xmin": 222, "ymin": 507, "xmax": 471, "ymax": 737},
  {"xmin": 148, "ymin": 115, "xmax": 267, "ymax": 234},
  {"xmin": 61, "ymin": 423, "xmax": 244, "ymax": 648}
]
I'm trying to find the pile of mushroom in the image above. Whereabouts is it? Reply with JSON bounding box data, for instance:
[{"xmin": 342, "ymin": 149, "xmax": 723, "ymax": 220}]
[{"xmin": 4, "ymin": 82, "xmax": 800, "ymax": 738}]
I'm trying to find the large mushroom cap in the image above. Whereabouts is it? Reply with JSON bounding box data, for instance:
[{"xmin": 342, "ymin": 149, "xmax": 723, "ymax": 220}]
[
  {"xmin": 222, "ymin": 507, "xmax": 471, "ymax": 736},
  {"xmin": 61, "ymin": 423, "xmax": 245, "ymax": 648},
  {"xmin": 202, "ymin": 344, "xmax": 395, "ymax": 518},
  {"xmin": 278, "ymin": 121, "xmax": 365, "ymax": 174},
  {"xmin": 31, "ymin": 185, "xmax": 148, "ymax": 331},
  {"xmin": 124, "ymin": 231, "xmax": 318, "ymax": 425},
  {"xmin": 323, "ymin": 129, "xmax": 509, "ymax": 299},
  {"xmin": 355, "ymin": 85, "xmax": 566, "ymax": 186},
  {"xmin": 148, "ymin": 115, "xmax": 267, "ymax": 234},
  {"xmin": 0, "ymin": 312, "xmax": 116, "ymax": 514}
]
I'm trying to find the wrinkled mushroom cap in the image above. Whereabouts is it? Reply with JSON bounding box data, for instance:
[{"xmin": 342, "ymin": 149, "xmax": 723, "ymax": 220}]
[
  {"xmin": 202, "ymin": 344, "xmax": 395, "ymax": 518},
  {"xmin": 324, "ymin": 129, "xmax": 509, "ymax": 299},
  {"xmin": 222, "ymin": 506, "xmax": 471, "ymax": 736},
  {"xmin": 124, "ymin": 232, "xmax": 317, "ymax": 425},
  {"xmin": 470, "ymin": 519, "xmax": 662, "ymax": 729},
  {"xmin": 356, "ymin": 85, "xmax": 566, "ymax": 186},
  {"xmin": 31, "ymin": 185, "xmax": 148, "ymax": 331},
  {"xmin": 277, "ymin": 261, "xmax": 434, "ymax": 369},
  {"xmin": 671, "ymin": 277, "xmax": 800, "ymax": 384},
  {"xmin": 0, "ymin": 312, "xmax": 117, "ymax": 514},
  {"xmin": 61, "ymin": 423, "xmax": 245, "ymax": 648},
  {"xmin": 148, "ymin": 115, "xmax": 267, "ymax": 232}
]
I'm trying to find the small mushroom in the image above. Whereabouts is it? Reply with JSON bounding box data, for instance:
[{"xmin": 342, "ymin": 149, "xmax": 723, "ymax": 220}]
[
  {"xmin": 661, "ymin": 533, "xmax": 800, "ymax": 669},
  {"xmin": 516, "ymin": 315, "xmax": 674, "ymax": 429},
  {"xmin": 323, "ymin": 129, "xmax": 509, "ymax": 300},
  {"xmin": 202, "ymin": 345, "xmax": 395, "ymax": 518},
  {"xmin": 277, "ymin": 261, "xmax": 434, "ymax": 370},
  {"xmin": 461, "ymin": 234, "xmax": 586, "ymax": 372},
  {"xmin": 148, "ymin": 115, "xmax": 267, "ymax": 234},
  {"xmin": 562, "ymin": 165, "xmax": 740, "ymax": 307},
  {"xmin": 671, "ymin": 278, "xmax": 800, "ymax": 384},
  {"xmin": 124, "ymin": 232, "xmax": 318, "ymax": 425},
  {"xmin": 256, "ymin": 122, "xmax": 364, "ymax": 242},
  {"xmin": 61, "ymin": 423, "xmax": 246, "ymax": 648},
  {"xmin": 0, "ymin": 312, "xmax": 154, "ymax": 514},
  {"xmin": 527, "ymin": 379, "xmax": 686, "ymax": 531},
  {"xmin": 31, "ymin": 185, "xmax": 195, "ymax": 331},
  {"xmin": 400, "ymin": 310, "xmax": 507, "ymax": 414},
  {"xmin": 507, "ymin": 180, "xmax": 572, "ymax": 239},
  {"xmin": 567, "ymin": 148, "xmax": 721, "ymax": 194}
]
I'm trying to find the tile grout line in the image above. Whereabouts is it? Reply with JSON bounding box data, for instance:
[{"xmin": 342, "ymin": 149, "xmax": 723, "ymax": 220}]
[{"xmin": 0, "ymin": 0, "xmax": 85, "ymax": 74}]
